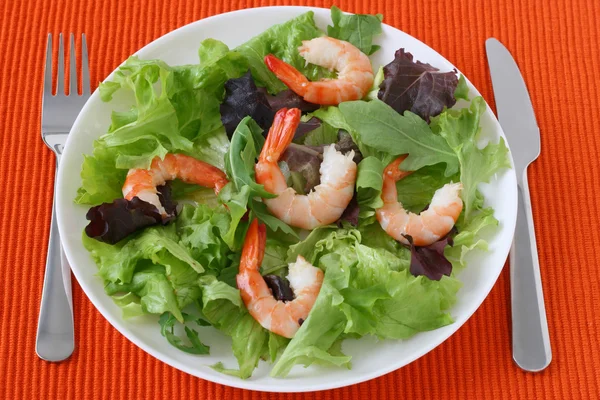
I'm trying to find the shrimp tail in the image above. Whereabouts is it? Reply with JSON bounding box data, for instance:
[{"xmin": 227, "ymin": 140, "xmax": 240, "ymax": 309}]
[
  {"xmin": 264, "ymin": 54, "xmax": 309, "ymax": 96},
  {"xmin": 381, "ymin": 155, "xmax": 412, "ymax": 203},
  {"xmin": 258, "ymin": 107, "xmax": 301, "ymax": 163},
  {"xmin": 384, "ymin": 155, "xmax": 412, "ymax": 181},
  {"xmin": 239, "ymin": 219, "xmax": 267, "ymax": 273}
]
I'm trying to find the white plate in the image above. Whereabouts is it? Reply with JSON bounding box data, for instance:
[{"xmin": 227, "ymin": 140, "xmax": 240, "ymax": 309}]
[{"xmin": 56, "ymin": 6, "xmax": 517, "ymax": 392}]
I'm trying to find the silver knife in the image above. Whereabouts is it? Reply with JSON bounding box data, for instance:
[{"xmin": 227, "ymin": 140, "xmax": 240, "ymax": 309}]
[{"xmin": 485, "ymin": 38, "xmax": 551, "ymax": 372}]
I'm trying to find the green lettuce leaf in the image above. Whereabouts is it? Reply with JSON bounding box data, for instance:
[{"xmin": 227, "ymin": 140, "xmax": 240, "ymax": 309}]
[
  {"xmin": 270, "ymin": 262, "xmax": 351, "ymax": 377},
  {"xmin": 234, "ymin": 11, "xmax": 328, "ymax": 93},
  {"xmin": 445, "ymin": 207, "xmax": 499, "ymax": 271},
  {"xmin": 272, "ymin": 227, "xmax": 459, "ymax": 377},
  {"xmin": 327, "ymin": 6, "xmax": 383, "ymax": 55},
  {"xmin": 77, "ymin": 41, "xmax": 246, "ymax": 205},
  {"xmin": 200, "ymin": 276, "xmax": 269, "ymax": 379},
  {"xmin": 75, "ymin": 140, "xmax": 127, "ymax": 204},
  {"xmin": 83, "ymin": 225, "xmax": 202, "ymax": 284},
  {"xmin": 176, "ymin": 204, "xmax": 231, "ymax": 273},
  {"xmin": 454, "ymin": 75, "xmax": 469, "ymax": 101},
  {"xmin": 433, "ymin": 97, "xmax": 511, "ymax": 221}
]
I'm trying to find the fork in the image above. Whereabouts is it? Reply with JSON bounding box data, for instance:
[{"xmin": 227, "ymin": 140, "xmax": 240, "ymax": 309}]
[{"xmin": 37, "ymin": 33, "xmax": 90, "ymax": 362}]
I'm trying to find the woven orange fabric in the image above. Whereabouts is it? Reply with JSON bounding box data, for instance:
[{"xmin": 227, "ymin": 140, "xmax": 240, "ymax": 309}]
[{"xmin": 1, "ymin": 0, "xmax": 599, "ymax": 398}]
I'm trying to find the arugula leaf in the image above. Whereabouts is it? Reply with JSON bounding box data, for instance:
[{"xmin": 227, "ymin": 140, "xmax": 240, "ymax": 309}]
[
  {"xmin": 339, "ymin": 100, "xmax": 459, "ymax": 175},
  {"xmin": 298, "ymin": 119, "xmax": 339, "ymax": 146},
  {"xmin": 395, "ymin": 164, "xmax": 458, "ymax": 213},
  {"xmin": 250, "ymin": 199, "xmax": 298, "ymax": 238},
  {"xmin": 327, "ymin": 6, "xmax": 383, "ymax": 56},
  {"xmin": 355, "ymin": 156, "xmax": 384, "ymax": 221},
  {"xmin": 225, "ymin": 116, "xmax": 273, "ymax": 198},
  {"xmin": 217, "ymin": 184, "xmax": 251, "ymax": 250},
  {"xmin": 311, "ymin": 106, "xmax": 387, "ymax": 161},
  {"xmin": 158, "ymin": 312, "xmax": 210, "ymax": 354},
  {"xmin": 224, "ymin": 116, "xmax": 298, "ymax": 237}
]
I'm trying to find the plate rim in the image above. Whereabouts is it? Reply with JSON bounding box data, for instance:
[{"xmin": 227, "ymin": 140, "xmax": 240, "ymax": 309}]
[{"xmin": 56, "ymin": 5, "xmax": 518, "ymax": 392}]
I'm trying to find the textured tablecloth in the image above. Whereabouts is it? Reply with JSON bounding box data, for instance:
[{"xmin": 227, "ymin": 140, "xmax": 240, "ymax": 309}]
[{"xmin": 1, "ymin": 0, "xmax": 599, "ymax": 398}]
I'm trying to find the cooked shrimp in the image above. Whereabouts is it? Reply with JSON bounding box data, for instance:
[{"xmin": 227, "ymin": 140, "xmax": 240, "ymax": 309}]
[
  {"xmin": 264, "ymin": 37, "xmax": 374, "ymax": 105},
  {"xmin": 122, "ymin": 153, "xmax": 228, "ymax": 218},
  {"xmin": 237, "ymin": 219, "xmax": 324, "ymax": 338},
  {"xmin": 376, "ymin": 156, "xmax": 463, "ymax": 246},
  {"xmin": 255, "ymin": 108, "xmax": 357, "ymax": 230}
]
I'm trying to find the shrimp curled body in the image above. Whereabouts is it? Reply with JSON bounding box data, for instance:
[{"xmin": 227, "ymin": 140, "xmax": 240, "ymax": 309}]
[
  {"xmin": 255, "ymin": 108, "xmax": 357, "ymax": 230},
  {"xmin": 376, "ymin": 156, "xmax": 463, "ymax": 246},
  {"xmin": 237, "ymin": 219, "xmax": 324, "ymax": 338},
  {"xmin": 122, "ymin": 153, "xmax": 228, "ymax": 218},
  {"xmin": 264, "ymin": 37, "xmax": 374, "ymax": 105}
]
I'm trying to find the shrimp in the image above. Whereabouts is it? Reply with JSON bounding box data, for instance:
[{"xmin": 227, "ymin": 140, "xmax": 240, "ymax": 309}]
[
  {"xmin": 255, "ymin": 108, "xmax": 357, "ymax": 230},
  {"xmin": 376, "ymin": 156, "xmax": 463, "ymax": 246},
  {"xmin": 236, "ymin": 219, "xmax": 324, "ymax": 338},
  {"xmin": 264, "ymin": 36, "xmax": 374, "ymax": 105},
  {"xmin": 122, "ymin": 153, "xmax": 228, "ymax": 218}
]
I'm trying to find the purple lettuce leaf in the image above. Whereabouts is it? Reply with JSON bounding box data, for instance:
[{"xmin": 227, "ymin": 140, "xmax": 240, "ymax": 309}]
[
  {"xmin": 262, "ymin": 88, "xmax": 319, "ymax": 114},
  {"xmin": 220, "ymin": 71, "xmax": 274, "ymax": 136},
  {"xmin": 220, "ymin": 71, "xmax": 319, "ymax": 137},
  {"xmin": 335, "ymin": 131, "xmax": 363, "ymax": 164},
  {"xmin": 293, "ymin": 117, "xmax": 322, "ymax": 141},
  {"xmin": 263, "ymin": 275, "xmax": 295, "ymax": 302},
  {"xmin": 281, "ymin": 143, "xmax": 323, "ymax": 193},
  {"xmin": 336, "ymin": 194, "xmax": 359, "ymax": 227},
  {"xmin": 85, "ymin": 184, "xmax": 177, "ymax": 244},
  {"xmin": 404, "ymin": 231, "xmax": 455, "ymax": 281},
  {"xmin": 378, "ymin": 49, "xmax": 459, "ymax": 121}
]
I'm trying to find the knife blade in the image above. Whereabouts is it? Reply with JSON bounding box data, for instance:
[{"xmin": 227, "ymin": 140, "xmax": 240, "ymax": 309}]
[{"xmin": 486, "ymin": 38, "xmax": 552, "ymax": 372}]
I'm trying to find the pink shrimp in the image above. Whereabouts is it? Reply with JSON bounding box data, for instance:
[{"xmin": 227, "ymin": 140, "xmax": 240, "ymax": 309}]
[
  {"xmin": 376, "ymin": 156, "xmax": 463, "ymax": 246},
  {"xmin": 255, "ymin": 108, "xmax": 357, "ymax": 230},
  {"xmin": 236, "ymin": 219, "xmax": 324, "ymax": 338},
  {"xmin": 122, "ymin": 153, "xmax": 228, "ymax": 218},
  {"xmin": 264, "ymin": 37, "xmax": 374, "ymax": 105}
]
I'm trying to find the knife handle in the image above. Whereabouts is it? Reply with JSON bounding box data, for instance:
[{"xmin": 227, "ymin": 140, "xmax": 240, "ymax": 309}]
[{"xmin": 510, "ymin": 168, "xmax": 552, "ymax": 371}]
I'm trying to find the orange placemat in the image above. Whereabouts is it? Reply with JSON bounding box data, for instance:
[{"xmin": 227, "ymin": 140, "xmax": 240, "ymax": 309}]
[{"xmin": 1, "ymin": 0, "xmax": 599, "ymax": 398}]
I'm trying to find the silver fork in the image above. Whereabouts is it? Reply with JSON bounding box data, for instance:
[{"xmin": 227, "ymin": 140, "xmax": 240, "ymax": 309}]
[{"xmin": 37, "ymin": 33, "xmax": 90, "ymax": 362}]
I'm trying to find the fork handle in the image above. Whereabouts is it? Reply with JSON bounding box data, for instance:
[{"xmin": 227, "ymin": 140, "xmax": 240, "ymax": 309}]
[
  {"xmin": 36, "ymin": 162, "xmax": 74, "ymax": 362},
  {"xmin": 510, "ymin": 168, "xmax": 552, "ymax": 371}
]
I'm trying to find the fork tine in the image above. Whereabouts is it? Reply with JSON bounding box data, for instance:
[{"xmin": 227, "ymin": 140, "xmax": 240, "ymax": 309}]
[
  {"xmin": 44, "ymin": 34, "xmax": 53, "ymax": 95},
  {"xmin": 56, "ymin": 33, "xmax": 65, "ymax": 95},
  {"xmin": 69, "ymin": 33, "xmax": 77, "ymax": 95},
  {"xmin": 81, "ymin": 33, "xmax": 90, "ymax": 94}
]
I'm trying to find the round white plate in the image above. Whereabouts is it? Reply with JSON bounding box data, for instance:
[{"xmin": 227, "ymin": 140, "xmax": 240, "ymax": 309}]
[{"xmin": 56, "ymin": 6, "xmax": 517, "ymax": 392}]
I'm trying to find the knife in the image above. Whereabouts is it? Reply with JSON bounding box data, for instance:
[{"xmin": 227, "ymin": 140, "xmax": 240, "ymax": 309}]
[{"xmin": 485, "ymin": 38, "xmax": 552, "ymax": 372}]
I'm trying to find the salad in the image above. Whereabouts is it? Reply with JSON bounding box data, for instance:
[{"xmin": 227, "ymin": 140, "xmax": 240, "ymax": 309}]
[{"xmin": 77, "ymin": 6, "xmax": 510, "ymax": 378}]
